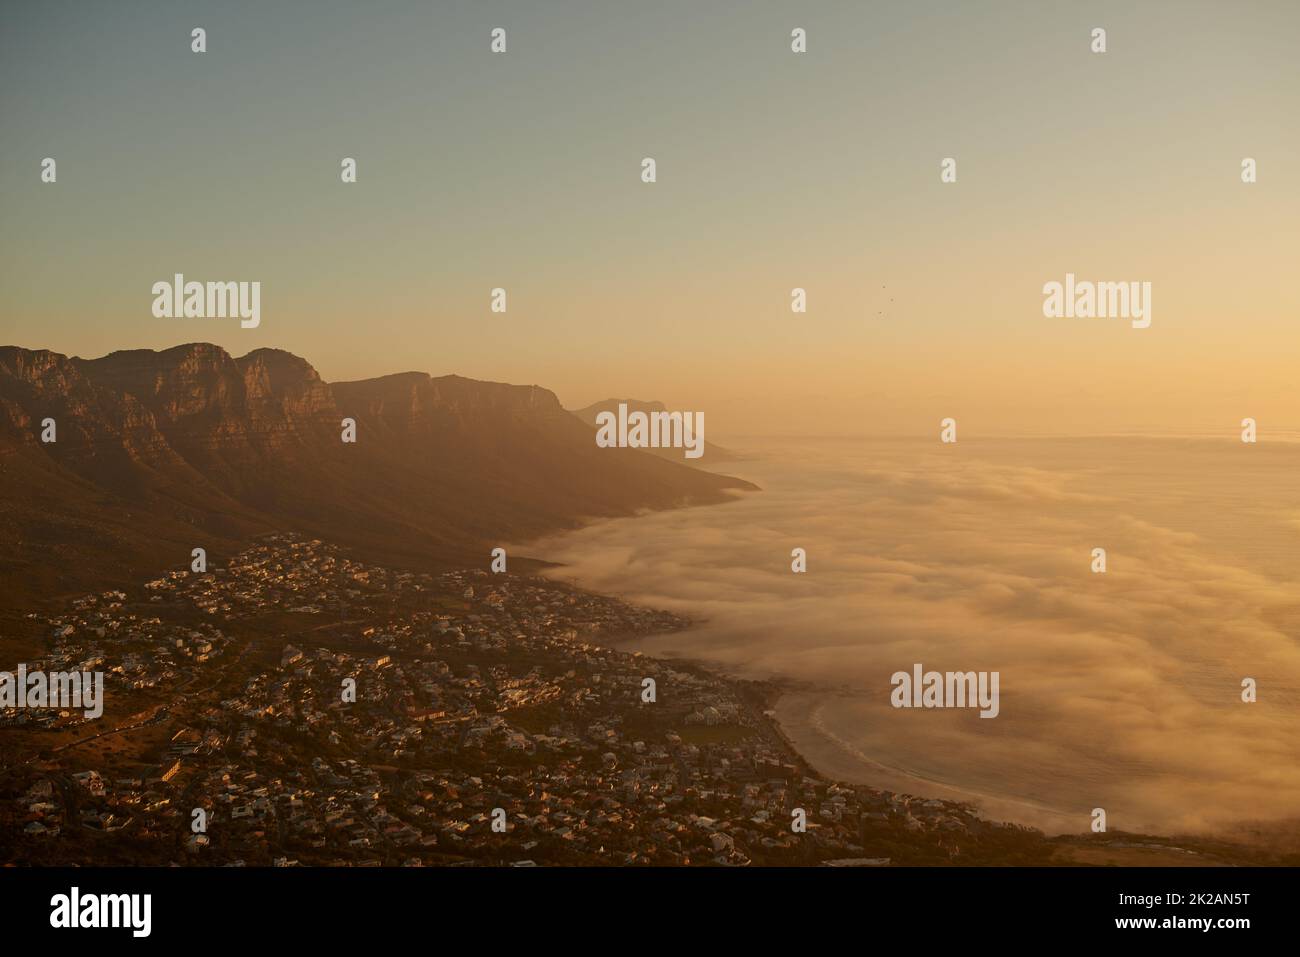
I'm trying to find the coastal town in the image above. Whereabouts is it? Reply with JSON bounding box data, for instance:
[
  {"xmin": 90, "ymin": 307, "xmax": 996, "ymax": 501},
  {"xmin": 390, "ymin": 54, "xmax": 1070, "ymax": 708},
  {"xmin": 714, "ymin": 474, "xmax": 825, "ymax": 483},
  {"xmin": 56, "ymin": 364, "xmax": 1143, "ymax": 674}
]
[{"xmin": 3, "ymin": 534, "xmax": 1058, "ymax": 865}]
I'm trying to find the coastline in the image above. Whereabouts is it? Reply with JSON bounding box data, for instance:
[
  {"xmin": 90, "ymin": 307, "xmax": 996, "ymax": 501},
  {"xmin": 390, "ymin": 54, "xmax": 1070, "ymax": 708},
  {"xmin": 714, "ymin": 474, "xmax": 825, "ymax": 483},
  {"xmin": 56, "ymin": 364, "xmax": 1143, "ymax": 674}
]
[
  {"xmin": 584, "ymin": 613, "xmax": 1300, "ymax": 864},
  {"xmin": 523, "ymin": 446, "xmax": 1231, "ymax": 847},
  {"xmin": 772, "ymin": 690, "xmax": 1081, "ymax": 835},
  {"xmin": 579, "ymin": 613, "xmax": 1081, "ymax": 836},
  {"xmin": 6, "ymin": 528, "xmax": 1287, "ymax": 866}
]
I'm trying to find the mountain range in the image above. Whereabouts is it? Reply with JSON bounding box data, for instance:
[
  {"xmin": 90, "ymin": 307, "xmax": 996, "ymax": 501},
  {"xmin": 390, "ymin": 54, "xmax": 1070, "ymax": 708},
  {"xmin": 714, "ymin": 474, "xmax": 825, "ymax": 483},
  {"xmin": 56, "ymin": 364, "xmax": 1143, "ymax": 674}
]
[{"xmin": 0, "ymin": 343, "xmax": 756, "ymax": 608}]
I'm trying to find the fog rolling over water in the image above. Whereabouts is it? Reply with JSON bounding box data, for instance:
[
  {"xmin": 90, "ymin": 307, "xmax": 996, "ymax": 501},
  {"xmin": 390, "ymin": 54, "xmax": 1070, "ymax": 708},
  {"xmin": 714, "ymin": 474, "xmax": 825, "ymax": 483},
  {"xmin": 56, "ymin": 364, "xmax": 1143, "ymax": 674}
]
[{"xmin": 522, "ymin": 435, "xmax": 1300, "ymax": 838}]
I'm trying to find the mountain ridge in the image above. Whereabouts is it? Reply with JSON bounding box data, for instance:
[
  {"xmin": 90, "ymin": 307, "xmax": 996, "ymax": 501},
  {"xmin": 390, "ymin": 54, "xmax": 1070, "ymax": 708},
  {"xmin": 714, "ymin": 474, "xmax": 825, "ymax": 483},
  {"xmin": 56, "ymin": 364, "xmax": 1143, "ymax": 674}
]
[
  {"xmin": 568, "ymin": 397, "xmax": 738, "ymax": 463},
  {"xmin": 0, "ymin": 343, "xmax": 757, "ymax": 607}
]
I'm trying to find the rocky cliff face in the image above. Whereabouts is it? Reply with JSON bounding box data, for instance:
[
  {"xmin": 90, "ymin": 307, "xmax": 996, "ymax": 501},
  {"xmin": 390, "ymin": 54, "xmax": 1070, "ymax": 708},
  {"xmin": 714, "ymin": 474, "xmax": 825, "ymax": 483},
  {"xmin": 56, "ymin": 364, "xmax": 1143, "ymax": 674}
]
[
  {"xmin": 0, "ymin": 343, "xmax": 757, "ymax": 603},
  {"xmin": 332, "ymin": 372, "xmax": 567, "ymax": 439},
  {"xmin": 0, "ymin": 346, "xmax": 177, "ymax": 467},
  {"xmin": 66, "ymin": 345, "xmax": 338, "ymax": 458}
]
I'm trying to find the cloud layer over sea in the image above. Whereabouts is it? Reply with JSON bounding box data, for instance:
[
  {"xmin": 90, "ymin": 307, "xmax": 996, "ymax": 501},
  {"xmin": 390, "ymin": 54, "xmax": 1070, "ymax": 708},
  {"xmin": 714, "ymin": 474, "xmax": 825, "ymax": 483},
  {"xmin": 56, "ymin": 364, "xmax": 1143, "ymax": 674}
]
[{"xmin": 522, "ymin": 436, "xmax": 1300, "ymax": 838}]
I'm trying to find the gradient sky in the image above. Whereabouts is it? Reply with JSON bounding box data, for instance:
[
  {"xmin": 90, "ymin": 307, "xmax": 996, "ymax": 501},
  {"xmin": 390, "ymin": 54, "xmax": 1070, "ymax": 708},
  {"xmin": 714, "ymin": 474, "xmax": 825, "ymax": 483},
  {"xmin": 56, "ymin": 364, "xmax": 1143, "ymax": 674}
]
[{"xmin": 2, "ymin": 0, "xmax": 1297, "ymax": 435}]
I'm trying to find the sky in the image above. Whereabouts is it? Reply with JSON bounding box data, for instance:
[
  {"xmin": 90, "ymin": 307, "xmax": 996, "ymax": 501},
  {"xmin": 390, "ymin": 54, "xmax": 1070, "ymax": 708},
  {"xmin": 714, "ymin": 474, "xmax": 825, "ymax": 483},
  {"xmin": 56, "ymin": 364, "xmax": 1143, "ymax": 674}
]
[{"xmin": 2, "ymin": 0, "xmax": 1297, "ymax": 436}]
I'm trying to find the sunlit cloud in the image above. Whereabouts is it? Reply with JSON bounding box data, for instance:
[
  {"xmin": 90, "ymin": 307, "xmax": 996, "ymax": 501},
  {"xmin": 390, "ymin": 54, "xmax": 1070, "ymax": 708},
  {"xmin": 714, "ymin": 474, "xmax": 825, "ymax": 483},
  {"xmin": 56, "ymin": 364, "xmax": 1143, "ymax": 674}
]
[{"xmin": 523, "ymin": 437, "xmax": 1300, "ymax": 836}]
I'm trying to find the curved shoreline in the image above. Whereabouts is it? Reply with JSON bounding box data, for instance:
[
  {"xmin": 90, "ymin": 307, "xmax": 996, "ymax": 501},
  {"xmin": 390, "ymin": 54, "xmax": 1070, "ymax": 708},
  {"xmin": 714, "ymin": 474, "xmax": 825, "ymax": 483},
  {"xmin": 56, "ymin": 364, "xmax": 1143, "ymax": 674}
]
[
  {"xmin": 579, "ymin": 615, "xmax": 1087, "ymax": 836},
  {"xmin": 774, "ymin": 691, "xmax": 1083, "ymax": 835}
]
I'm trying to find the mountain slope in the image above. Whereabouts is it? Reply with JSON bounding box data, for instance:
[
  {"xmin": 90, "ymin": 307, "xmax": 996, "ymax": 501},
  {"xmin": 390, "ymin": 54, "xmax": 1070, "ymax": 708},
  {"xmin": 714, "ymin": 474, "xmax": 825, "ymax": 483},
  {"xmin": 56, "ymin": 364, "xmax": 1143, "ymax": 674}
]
[{"xmin": 0, "ymin": 344, "xmax": 756, "ymax": 605}]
